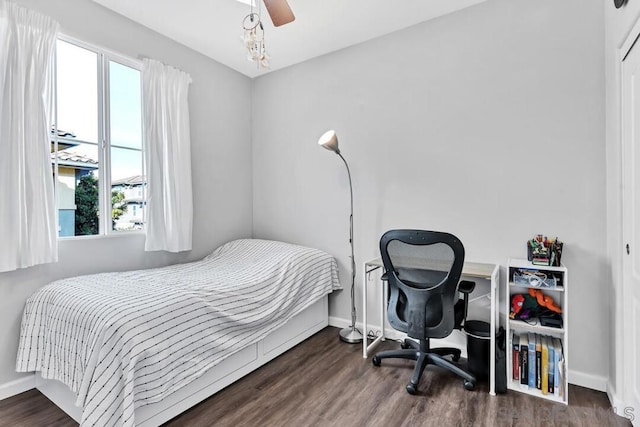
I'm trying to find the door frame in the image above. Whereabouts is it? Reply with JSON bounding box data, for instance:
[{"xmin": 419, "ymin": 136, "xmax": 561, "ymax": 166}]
[{"xmin": 619, "ymin": 17, "xmax": 640, "ymax": 425}]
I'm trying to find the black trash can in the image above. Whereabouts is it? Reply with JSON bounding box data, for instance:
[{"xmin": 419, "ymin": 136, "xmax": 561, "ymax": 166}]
[{"xmin": 464, "ymin": 320, "xmax": 490, "ymax": 379}]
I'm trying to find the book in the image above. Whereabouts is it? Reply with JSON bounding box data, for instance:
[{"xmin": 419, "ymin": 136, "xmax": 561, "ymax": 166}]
[
  {"xmin": 532, "ymin": 257, "xmax": 551, "ymax": 266},
  {"xmin": 553, "ymin": 337, "xmax": 564, "ymax": 398},
  {"xmin": 527, "ymin": 333, "xmax": 536, "ymax": 389},
  {"xmin": 520, "ymin": 334, "xmax": 529, "ymax": 389},
  {"xmin": 536, "ymin": 334, "xmax": 542, "ymax": 390},
  {"xmin": 541, "ymin": 336, "xmax": 549, "ymax": 395},
  {"xmin": 548, "ymin": 337, "xmax": 555, "ymax": 395},
  {"xmin": 557, "ymin": 355, "xmax": 565, "ymax": 399},
  {"xmin": 512, "ymin": 332, "xmax": 519, "ymax": 381}
]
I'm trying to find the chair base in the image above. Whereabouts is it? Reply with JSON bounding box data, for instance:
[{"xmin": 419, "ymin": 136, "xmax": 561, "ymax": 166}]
[{"xmin": 372, "ymin": 338, "xmax": 476, "ymax": 394}]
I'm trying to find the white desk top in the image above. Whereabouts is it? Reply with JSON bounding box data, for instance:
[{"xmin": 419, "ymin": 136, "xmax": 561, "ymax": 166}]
[{"xmin": 364, "ymin": 257, "xmax": 497, "ymax": 279}]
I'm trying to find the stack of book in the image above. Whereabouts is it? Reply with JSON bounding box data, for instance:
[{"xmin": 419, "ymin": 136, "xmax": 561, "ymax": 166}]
[{"xmin": 511, "ymin": 332, "xmax": 565, "ymax": 399}]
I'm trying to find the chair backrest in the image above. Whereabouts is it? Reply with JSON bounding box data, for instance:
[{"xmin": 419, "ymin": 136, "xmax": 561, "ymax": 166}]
[{"xmin": 379, "ymin": 229, "xmax": 465, "ymax": 340}]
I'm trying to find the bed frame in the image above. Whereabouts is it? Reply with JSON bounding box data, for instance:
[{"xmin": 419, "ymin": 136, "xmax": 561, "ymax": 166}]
[{"xmin": 35, "ymin": 295, "xmax": 329, "ymax": 426}]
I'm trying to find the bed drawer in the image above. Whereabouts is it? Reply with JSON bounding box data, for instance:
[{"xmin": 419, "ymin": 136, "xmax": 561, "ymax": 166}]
[
  {"xmin": 211, "ymin": 343, "xmax": 258, "ymax": 378},
  {"xmin": 263, "ymin": 296, "xmax": 328, "ymax": 356}
]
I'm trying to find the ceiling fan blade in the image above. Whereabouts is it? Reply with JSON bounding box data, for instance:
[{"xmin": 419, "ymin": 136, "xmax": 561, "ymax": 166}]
[{"xmin": 263, "ymin": 0, "xmax": 295, "ymax": 27}]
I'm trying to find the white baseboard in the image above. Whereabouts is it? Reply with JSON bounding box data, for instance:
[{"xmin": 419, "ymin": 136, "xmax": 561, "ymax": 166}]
[
  {"xmin": 329, "ymin": 316, "xmax": 468, "ymax": 358},
  {"xmin": 328, "ymin": 315, "xmax": 352, "ymax": 330},
  {"xmin": 330, "ymin": 316, "xmax": 609, "ymax": 393},
  {"xmin": 0, "ymin": 374, "xmax": 35, "ymax": 401},
  {"xmin": 607, "ymin": 382, "xmax": 626, "ymax": 416},
  {"xmin": 329, "ymin": 315, "xmax": 397, "ymax": 343},
  {"xmin": 568, "ymin": 369, "xmax": 607, "ymax": 392},
  {"xmin": 607, "ymin": 382, "xmax": 638, "ymax": 424}
]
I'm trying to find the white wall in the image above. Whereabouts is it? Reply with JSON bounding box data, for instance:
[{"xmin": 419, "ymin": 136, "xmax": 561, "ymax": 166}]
[
  {"xmin": 252, "ymin": 0, "xmax": 607, "ymax": 385},
  {"xmin": 604, "ymin": 0, "xmax": 640, "ymax": 409},
  {"xmin": 0, "ymin": 0, "xmax": 253, "ymax": 387}
]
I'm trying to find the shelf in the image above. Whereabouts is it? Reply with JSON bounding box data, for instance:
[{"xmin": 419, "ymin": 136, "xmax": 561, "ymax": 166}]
[
  {"xmin": 508, "ymin": 258, "xmax": 566, "ymax": 272},
  {"xmin": 507, "ymin": 383, "xmax": 567, "ymax": 404},
  {"xmin": 509, "ymin": 282, "xmax": 565, "ymax": 292},
  {"xmin": 508, "ymin": 319, "xmax": 564, "ymax": 336}
]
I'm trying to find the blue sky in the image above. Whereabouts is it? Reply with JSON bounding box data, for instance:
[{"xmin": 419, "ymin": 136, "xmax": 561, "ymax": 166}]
[{"xmin": 56, "ymin": 39, "xmax": 142, "ymax": 181}]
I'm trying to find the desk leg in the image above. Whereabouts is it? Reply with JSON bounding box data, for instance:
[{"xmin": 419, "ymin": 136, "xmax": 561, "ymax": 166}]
[
  {"xmin": 363, "ymin": 264, "xmax": 386, "ymax": 358},
  {"xmin": 489, "ymin": 265, "xmax": 499, "ymax": 396},
  {"xmin": 362, "ymin": 261, "xmax": 368, "ymax": 358},
  {"xmin": 365, "ymin": 274, "xmax": 387, "ymax": 357}
]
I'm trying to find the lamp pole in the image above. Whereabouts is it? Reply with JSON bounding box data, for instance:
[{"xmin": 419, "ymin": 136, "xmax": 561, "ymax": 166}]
[{"xmin": 336, "ymin": 152, "xmax": 362, "ymax": 343}]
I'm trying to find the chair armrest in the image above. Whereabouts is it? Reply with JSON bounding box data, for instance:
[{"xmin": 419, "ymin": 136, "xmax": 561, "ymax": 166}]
[
  {"xmin": 458, "ymin": 280, "xmax": 476, "ymax": 294},
  {"xmin": 458, "ymin": 280, "xmax": 476, "ymax": 326}
]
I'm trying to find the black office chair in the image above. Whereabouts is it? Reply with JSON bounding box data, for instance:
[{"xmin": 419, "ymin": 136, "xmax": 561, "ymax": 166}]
[{"xmin": 372, "ymin": 229, "xmax": 477, "ymax": 394}]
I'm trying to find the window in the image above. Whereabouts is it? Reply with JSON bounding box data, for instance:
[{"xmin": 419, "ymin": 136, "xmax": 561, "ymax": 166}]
[{"xmin": 52, "ymin": 38, "xmax": 144, "ymax": 237}]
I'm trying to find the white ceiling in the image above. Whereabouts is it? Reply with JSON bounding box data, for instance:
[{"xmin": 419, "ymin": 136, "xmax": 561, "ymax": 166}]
[{"xmin": 92, "ymin": 0, "xmax": 486, "ymax": 78}]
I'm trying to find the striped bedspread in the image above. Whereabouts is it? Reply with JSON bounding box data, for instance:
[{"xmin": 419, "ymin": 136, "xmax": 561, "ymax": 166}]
[{"xmin": 16, "ymin": 239, "xmax": 340, "ymax": 427}]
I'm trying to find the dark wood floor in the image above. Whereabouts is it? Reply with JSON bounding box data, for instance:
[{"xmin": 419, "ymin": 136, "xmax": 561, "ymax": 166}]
[{"xmin": 0, "ymin": 327, "xmax": 631, "ymax": 427}]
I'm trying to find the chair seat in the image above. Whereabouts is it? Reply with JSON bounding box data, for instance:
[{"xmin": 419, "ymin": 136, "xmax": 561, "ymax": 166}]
[{"xmin": 395, "ymin": 297, "xmax": 465, "ymax": 335}]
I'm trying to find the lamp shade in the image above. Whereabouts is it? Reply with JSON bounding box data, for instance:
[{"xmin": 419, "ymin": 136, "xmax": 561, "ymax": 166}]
[{"xmin": 318, "ymin": 130, "xmax": 340, "ymax": 154}]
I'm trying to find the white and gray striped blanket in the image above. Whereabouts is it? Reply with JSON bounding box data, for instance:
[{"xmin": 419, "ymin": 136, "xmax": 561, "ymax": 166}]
[{"xmin": 16, "ymin": 239, "xmax": 340, "ymax": 426}]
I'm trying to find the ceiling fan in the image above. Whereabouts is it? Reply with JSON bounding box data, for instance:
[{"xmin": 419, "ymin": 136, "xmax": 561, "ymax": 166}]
[{"xmin": 262, "ymin": 0, "xmax": 295, "ymax": 27}]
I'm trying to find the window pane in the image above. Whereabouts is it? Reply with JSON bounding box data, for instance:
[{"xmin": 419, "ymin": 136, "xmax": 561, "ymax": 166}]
[
  {"xmin": 54, "ymin": 143, "xmax": 100, "ymax": 236},
  {"xmin": 56, "ymin": 40, "xmax": 98, "ymax": 143},
  {"xmin": 110, "ymin": 60, "xmax": 144, "ymax": 232},
  {"xmin": 109, "ymin": 61, "xmax": 142, "ymax": 149},
  {"xmin": 111, "ymin": 147, "xmax": 144, "ymax": 231}
]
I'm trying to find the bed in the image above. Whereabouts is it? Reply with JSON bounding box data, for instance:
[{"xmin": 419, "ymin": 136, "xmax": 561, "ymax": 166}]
[{"xmin": 16, "ymin": 239, "xmax": 340, "ymax": 426}]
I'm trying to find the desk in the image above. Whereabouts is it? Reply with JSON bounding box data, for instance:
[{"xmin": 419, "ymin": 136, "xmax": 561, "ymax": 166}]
[{"xmin": 362, "ymin": 257, "xmax": 500, "ymax": 396}]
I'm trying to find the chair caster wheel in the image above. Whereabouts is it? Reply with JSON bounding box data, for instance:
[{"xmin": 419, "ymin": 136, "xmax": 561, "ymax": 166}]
[
  {"xmin": 400, "ymin": 341, "xmax": 409, "ymax": 349},
  {"xmin": 406, "ymin": 383, "xmax": 418, "ymax": 395},
  {"xmin": 372, "ymin": 355, "xmax": 381, "ymax": 367},
  {"xmin": 463, "ymin": 380, "xmax": 475, "ymax": 391}
]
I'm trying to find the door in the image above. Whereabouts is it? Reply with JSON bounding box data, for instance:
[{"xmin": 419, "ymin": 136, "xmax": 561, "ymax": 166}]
[{"xmin": 622, "ymin": 36, "xmax": 640, "ymax": 427}]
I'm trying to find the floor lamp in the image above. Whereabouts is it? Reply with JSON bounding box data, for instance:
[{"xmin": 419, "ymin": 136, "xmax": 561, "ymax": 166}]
[{"xmin": 318, "ymin": 130, "xmax": 363, "ymax": 344}]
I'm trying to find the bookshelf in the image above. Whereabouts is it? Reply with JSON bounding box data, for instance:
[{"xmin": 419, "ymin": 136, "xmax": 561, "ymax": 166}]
[{"xmin": 506, "ymin": 258, "xmax": 568, "ymax": 405}]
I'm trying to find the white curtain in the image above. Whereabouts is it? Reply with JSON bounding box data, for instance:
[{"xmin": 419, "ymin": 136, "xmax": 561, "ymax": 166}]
[
  {"xmin": 142, "ymin": 58, "xmax": 193, "ymax": 252},
  {"xmin": 0, "ymin": 2, "xmax": 59, "ymax": 272}
]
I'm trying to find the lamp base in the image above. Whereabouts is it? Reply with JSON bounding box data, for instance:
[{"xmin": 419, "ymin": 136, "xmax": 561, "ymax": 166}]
[{"xmin": 339, "ymin": 326, "xmax": 363, "ymax": 344}]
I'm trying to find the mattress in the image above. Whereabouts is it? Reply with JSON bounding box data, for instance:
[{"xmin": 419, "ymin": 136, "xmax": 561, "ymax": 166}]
[{"xmin": 16, "ymin": 239, "xmax": 340, "ymax": 426}]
